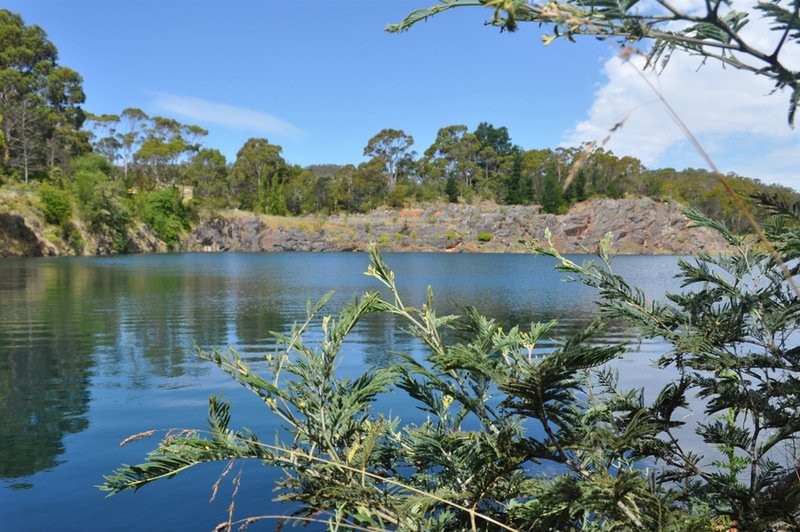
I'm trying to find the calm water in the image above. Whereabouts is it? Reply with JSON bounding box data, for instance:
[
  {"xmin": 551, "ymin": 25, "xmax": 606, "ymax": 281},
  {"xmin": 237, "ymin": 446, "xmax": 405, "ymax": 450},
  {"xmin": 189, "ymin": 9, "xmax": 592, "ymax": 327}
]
[{"xmin": 0, "ymin": 252, "xmax": 683, "ymax": 531}]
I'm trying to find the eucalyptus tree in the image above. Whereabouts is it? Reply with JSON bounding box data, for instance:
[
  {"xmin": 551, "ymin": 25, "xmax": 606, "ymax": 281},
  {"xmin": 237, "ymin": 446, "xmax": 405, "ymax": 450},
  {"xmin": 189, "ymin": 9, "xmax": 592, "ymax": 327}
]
[
  {"xmin": 363, "ymin": 128, "xmax": 416, "ymax": 192},
  {"xmin": 86, "ymin": 113, "xmax": 123, "ymax": 169},
  {"xmin": 351, "ymin": 157, "xmax": 389, "ymax": 212},
  {"xmin": 473, "ymin": 122, "xmax": 516, "ymax": 196},
  {"xmin": 283, "ymin": 166, "xmax": 322, "ymax": 214},
  {"xmin": 580, "ymin": 149, "xmax": 644, "ymax": 200},
  {"xmin": 134, "ymin": 116, "xmax": 207, "ymax": 188},
  {"xmin": 423, "ymin": 124, "xmax": 482, "ymax": 200},
  {"xmin": 118, "ymin": 108, "xmax": 149, "ymax": 182},
  {"xmin": 184, "ymin": 148, "xmax": 228, "ymax": 205},
  {"xmin": 230, "ymin": 137, "xmax": 288, "ymax": 213},
  {"xmin": 331, "ymin": 163, "xmax": 358, "ymax": 211},
  {"xmin": 508, "ymin": 147, "xmax": 564, "ymax": 210},
  {"xmin": 0, "ymin": 9, "xmax": 87, "ymax": 181}
]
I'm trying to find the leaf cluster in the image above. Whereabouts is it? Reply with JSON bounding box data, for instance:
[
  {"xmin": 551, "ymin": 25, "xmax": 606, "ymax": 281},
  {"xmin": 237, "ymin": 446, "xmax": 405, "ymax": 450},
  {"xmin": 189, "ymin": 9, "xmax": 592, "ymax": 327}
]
[{"xmin": 531, "ymin": 198, "xmax": 800, "ymax": 530}]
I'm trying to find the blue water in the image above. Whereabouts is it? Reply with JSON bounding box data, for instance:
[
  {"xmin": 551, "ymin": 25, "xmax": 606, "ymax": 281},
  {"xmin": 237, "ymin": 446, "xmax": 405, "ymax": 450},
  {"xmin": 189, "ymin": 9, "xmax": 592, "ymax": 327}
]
[{"xmin": 0, "ymin": 252, "xmax": 682, "ymax": 531}]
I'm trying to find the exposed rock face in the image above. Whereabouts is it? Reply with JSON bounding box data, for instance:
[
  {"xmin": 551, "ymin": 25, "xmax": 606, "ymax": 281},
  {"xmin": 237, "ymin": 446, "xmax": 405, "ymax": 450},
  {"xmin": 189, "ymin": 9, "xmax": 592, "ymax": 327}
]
[
  {"xmin": 87, "ymin": 223, "xmax": 166, "ymax": 255},
  {"xmin": 187, "ymin": 215, "xmax": 344, "ymax": 252},
  {"xmin": 0, "ymin": 212, "xmax": 167, "ymax": 258},
  {"xmin": 0, "ymin": 213, "xmax": 62, "ymax": 257},
  {"xmin": 184, "ymin": 198, "xmax": 732, "ymax": 255},
  {"xmin": 543, "ymin": 198, "xmax": 725, "ymax": 254},
  {"xmin": 126, "ymin": 224, "xmax": 168, "ymax": 254},
  {"xmin": 0, "ymin": 197, "xmax": 731, "ymax": 257}
]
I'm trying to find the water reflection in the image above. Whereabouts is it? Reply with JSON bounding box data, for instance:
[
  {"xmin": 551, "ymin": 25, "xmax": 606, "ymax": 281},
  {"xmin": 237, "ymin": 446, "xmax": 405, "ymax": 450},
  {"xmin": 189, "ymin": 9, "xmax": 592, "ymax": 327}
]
[
  {"xmin": 0, "ymin": 252, "xmax": 681, "ymax": 529},
  {"xmin": 0, "ymin": 261, "xmax": 95, "ymax": 484}
]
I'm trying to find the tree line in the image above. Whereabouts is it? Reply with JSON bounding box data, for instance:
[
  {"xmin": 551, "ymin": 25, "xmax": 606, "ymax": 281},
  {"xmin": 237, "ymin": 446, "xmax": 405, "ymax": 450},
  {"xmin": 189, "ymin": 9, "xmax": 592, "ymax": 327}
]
[
  {"xmin": 1, "ymin": 7, "xmax": 797, "ymax": 250},
  {"xmin": 81, "ymin": 111, "xmax": 799, "ymax": 230}
]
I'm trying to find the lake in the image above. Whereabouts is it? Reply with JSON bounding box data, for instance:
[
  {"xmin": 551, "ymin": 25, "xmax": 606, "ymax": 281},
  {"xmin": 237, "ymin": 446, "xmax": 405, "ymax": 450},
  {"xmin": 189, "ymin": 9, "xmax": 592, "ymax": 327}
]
[{"xmin": 0, "ymin": 252, "xmax": 683, "ymax": 531}]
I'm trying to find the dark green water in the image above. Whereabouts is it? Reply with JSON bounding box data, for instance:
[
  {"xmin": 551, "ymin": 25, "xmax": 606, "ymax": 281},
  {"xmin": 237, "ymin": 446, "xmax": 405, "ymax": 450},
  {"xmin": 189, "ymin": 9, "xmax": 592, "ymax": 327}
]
[{"xmin": 0, "ymin": 252, "xmax": 681, "ymax": 531}]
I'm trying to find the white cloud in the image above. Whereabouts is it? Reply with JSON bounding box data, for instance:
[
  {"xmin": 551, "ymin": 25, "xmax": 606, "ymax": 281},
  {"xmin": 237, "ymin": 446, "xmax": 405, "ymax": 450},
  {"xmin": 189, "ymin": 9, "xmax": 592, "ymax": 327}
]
[
  {"xmin": 563, "ymin": 8, "xmax": 800, "ymax": 190},
  {"xmin": 152, "ymin": 93, "xmax": 302, "ymax": 140}
]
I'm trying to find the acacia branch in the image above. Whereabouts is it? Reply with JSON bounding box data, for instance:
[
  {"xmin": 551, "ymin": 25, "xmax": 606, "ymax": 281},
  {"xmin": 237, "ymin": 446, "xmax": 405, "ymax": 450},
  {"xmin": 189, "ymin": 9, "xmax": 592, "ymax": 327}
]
[{"xmin": 389, "ymin": 0, "xmax": 800, "ymax": 122}]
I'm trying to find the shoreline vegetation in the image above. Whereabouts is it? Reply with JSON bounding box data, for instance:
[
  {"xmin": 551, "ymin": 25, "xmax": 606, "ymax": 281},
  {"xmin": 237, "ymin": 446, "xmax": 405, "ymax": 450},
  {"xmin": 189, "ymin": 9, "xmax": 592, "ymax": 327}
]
[
  {"xmin": 1, "ymin": 192, "xmax": 735, "ymax": 257},
  {"xmin": 0, "ymin": 6, "xmax": 797, "ymax": 259}
]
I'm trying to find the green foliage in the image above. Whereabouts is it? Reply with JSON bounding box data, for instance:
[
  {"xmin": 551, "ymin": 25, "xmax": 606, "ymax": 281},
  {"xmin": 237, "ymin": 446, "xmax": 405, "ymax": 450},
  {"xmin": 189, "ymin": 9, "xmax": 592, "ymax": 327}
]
[
  {"xmin": 648, "ymin": 168, "xmax": 798, "ymax": 234},
  {"xmin": 86, "ymin": 181, "xmax": 132, "ymax": 253},
  {"xmin": 476, "ymin": 231, "xmax": 492, "ymax": 242},
  {"xmin": 133, "ymin": 116, "xmax": 206, "ymax": 188},
  {"xmin": 0, "ymin": 9, "xmax": 87, "ymax": 182},
  {"xmin": 103, "ymin": 200, "xmax": 800, "ymax": 530},
  {"xmin": 344, "ymin": 158, "xmax": 389, "ymax": 213},
  {"xmin": 184, "ymin": 148, "xmax": 228, "ymax": 206},
  {"xmin": 71, "ymin": 154, "xmax": 131, "ymax": 252},
  {"xmin": 531, "ymin": 201, "xmax": 800, "ymax": 530},
  {"xmin": 134, "ymin": 187, "xmax": 188, "ymax": 249},
  {"xmin": 363, "ymin": 128, "xmax": 415, "ymax": 192},
  {"xmin": 61, "ymin": 220, "xmax": 84, "ymax": 254},
  {"xmin": 444, "ymin": 175, "xmax": 459, "ymax": 203},
  {"xmin": 37, "ymin": 182, "xmax": 72, "ymax": 225},
  {"xmin": 540, "ymin": 169, "xmax": 566, "ymax": 214},
  {"xmin": 230, "ymin": 137, "xmax": 287, "ymax": 213}
]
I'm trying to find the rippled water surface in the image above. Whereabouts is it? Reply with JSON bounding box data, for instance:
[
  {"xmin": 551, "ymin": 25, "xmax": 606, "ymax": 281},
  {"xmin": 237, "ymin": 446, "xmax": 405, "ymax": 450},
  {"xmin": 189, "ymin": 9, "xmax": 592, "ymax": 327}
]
[{"xmin": 0, "ymin": 252, "xmax": 683, "ymax": 531}]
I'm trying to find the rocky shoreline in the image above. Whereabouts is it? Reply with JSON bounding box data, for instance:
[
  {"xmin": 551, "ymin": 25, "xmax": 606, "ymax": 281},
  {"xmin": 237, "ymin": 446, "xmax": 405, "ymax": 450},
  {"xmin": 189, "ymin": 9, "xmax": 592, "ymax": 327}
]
[
  {"xmin": 183, "ymin": 198, "xmax": 731, "ymax": 255},
  {"xmin": 0, "ymin": 197, "xmax": 732, "ymax": 257}
]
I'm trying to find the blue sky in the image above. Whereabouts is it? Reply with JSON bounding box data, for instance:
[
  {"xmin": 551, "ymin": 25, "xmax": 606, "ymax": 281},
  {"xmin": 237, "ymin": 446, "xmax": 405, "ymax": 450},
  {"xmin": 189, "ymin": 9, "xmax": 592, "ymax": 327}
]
[{"xmin": 7, "ymin": 0, "xmax": 799, "ymax": 189}]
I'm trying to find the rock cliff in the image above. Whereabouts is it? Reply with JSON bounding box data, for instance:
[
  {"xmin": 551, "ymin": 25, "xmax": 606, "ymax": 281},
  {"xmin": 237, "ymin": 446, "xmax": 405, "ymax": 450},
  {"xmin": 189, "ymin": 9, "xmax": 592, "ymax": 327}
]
[
  {"xmin": 184, "ymin": 198, "xmax": 731, "ymax": 255},
  {"xmin": 0, "ymin": 212, "xmax": 63, "ymax": 257},
  {"xmin": 0, "ymin": 196, "xmax": 732, "ymax": 257},
  {"xmin": 0, "ymin": 188, "xmax": 166, "ymax": 257}
]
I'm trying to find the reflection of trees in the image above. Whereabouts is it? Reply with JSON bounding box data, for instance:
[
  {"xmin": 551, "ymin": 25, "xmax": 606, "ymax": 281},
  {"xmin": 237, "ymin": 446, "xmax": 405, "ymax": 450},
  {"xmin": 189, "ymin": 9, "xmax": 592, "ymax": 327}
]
[
  {"xmin": 360, "ymin": 313, "xmax": 413, "ymax": 368},
  {"xmin": 131, "ymin": 275, "xmax": 193, "ymax": 378},
  {"xmin": 0, "ymin": 340, "xmax": 91, "ymax": 480},
  {"xmin": 232, "ymin": 283, "xmax": 286, "ymax": 357},
  {"xmin": 179, "ymin": 274, "xmax": 230, "ymax": 348},
  {"xmin": 0, "ymin": 253, "xmax": 679, "ymax": 486},
  {"xmin": 102, "ymin": 264, "xmax": 234, "ymax": 383},
  {"xmin": 235, "ymin": 300, "xmax": 280, "ymax": 344},
  {"xmin": 0, "ymin": 263, "xmax": 95, "ymax": 482}
]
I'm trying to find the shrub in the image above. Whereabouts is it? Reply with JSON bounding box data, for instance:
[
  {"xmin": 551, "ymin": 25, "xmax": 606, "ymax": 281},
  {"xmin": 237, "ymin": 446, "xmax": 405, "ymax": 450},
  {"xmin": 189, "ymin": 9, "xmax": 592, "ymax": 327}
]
[
  {"xmin": 444, "ymin": 176, "xmax": 459, "ymax": 203},
  {"xmin": 477, "ymin": 231, "xmax": 493, "ymax": 242},
  {"xmin": 38, "ymin": 183, "xmax": 73, "ymax": 226},
  {"xmin": 72, "ymin": 154, "xmax": 115, "ymax": 207},
  {"xmin": 135, "ymin": 187, "xmax": 190, "ymax": 249},
  {"xmin": 61, "ymin": 221, "xmax": 84, "ymax": 255}
]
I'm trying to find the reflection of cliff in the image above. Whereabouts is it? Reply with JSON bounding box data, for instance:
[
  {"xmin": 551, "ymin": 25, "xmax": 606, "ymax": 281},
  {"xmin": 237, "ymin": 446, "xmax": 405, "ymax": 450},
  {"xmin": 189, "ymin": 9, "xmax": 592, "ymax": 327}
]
[{"xmin": 0, "ymin": 264, "xmax": 94, "ymax": 482}]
